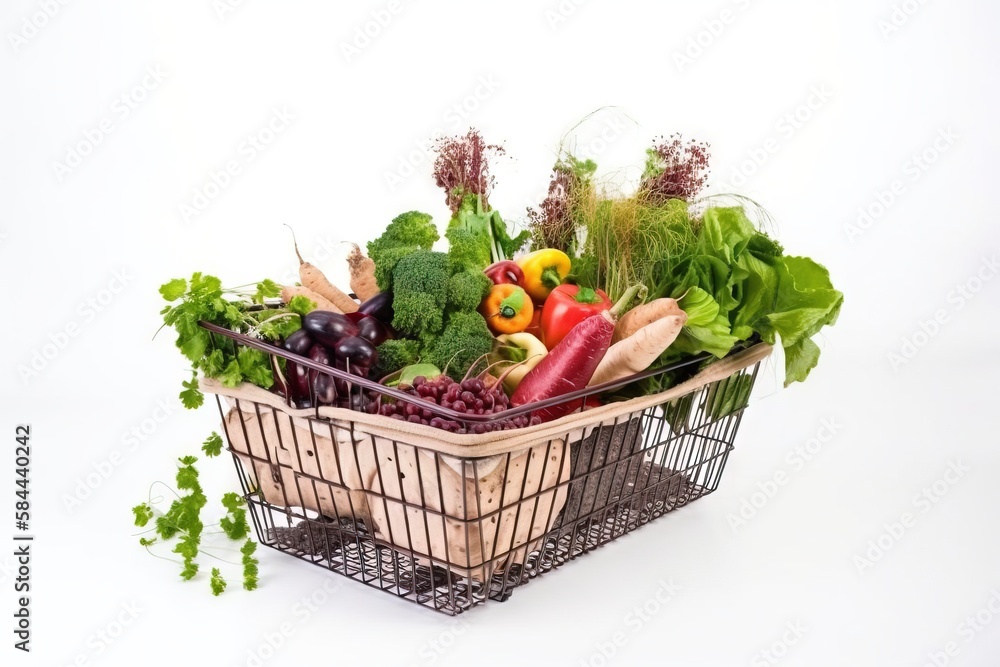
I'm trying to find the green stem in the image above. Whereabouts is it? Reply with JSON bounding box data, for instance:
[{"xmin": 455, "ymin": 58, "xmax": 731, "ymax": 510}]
[
  {"xmin": 610, "ymin": 284, "xmax": 647, "ymax": 318},
  {"xmin": 540, "ymin": 267, "xmax": 563, "ymax": 289}
]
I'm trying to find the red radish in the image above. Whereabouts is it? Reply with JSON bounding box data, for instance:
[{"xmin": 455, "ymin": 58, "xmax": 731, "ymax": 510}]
[{"xmin": 511, "ymin": 285, "xmax": 644, "ymax": 422}]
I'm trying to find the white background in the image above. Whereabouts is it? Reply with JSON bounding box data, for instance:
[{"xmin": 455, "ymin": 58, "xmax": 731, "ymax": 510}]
[{"xmin": 2, "ymin": 1, "xmax": 999, "ymax": 665}]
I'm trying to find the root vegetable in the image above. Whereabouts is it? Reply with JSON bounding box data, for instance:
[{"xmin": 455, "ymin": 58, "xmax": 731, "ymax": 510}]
[
  {"xmin": 612, "ymin": 297, "xmax": 685, "ymax": 344},
  {"xmin": 280, "ymin": 285, "xmax": 340, "ymax": 313},
  {"xmin": 286, "ymin": 225, "xmax": 359, "ymax": 313},
  {"xmin": 347, "ymin": 243, "xmax": 379, "ymax": 302},
  {"xmin": 511, "ymin": 284, "xmax": 643, "ymax": 422},
  {"xmin": 588, "ymin": 312, "xmax": 687, "ymax": 387}
]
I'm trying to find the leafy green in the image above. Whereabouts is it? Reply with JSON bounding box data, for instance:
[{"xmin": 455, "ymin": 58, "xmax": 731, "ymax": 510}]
[
  {"xmin": 132, "ymin": 503, "xmax": 154, "ymax": 527},
  {"xmin": 160, "ymin": 273, "xmax": 310, "ymax": 408},
  {"xmin": 252, "ymin": 279, "xmax": 282, "ymax": 304},
  {"xmin": 210, "ymin": 568, "xmax": 227, "ymax": 596},
  {"xmin": 241, "ymin": 539, "xmax": 259, "ymax": 591},
  {"xmin": 134, "ymin": 449, "xmax": 262, "ymax": 595},
  {"xmin": 646, "ymin": 206, "xmax": 842, "ymax": 387},
  {"xmin": 202, "ymin": 432, "xmax": 223, "ymax": 458},
  {"xmin": 219, "ymin": 492, "xmax": 250, "ymax": 540}
]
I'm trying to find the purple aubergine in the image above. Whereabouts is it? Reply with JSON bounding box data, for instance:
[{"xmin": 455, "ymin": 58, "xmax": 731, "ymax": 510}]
[
  {"xmin": 270, "ymin": 359, "xmax": 288, "ymax": 398},
  {"xmin": 356, "ymin": 316, "xmax": 389, "ymax": 347},
  {"xmin": 308, "ymin": 344, "xmax": 337, "ymax": 405},
  {"xmin": 282, "ymin": 328, "xmax": 314, "ymax": 356},
  {"xmin": 357, "ymin": 291, "xmax": 394, "ymax": 325},
  {"xmin": 285, "ymin": 360, "xmax": 311, "ymax": 406},
  {"xmin": 334, "ymin": 335, "xmax": 377, "ymax": 369},
  {"xmin": 303, "ymin": 310, "xmax": 360, "ymax": 348}
]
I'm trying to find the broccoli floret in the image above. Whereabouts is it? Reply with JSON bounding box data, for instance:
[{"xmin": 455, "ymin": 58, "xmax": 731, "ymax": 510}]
[
  {"xmin": 390, "ymin": 250, "xmax": 450, "ymax": 336},
  {"xmin": 447, "ymin": 270, "xmax": 492, "ymax": 312},
  {"xmin": 367, "ymin": 211, "xmax": 440, "ymax": 291},
  {"xmin": 445, "ymin": 226, "xmax": 491, "ymax": 271},
  {"xmin": 373, "ymin": 339, "xmax": 421, "ymax": 378},
  {"xmin": 427, "ymin": 311, "xmax": 495, "ymax": 380}
]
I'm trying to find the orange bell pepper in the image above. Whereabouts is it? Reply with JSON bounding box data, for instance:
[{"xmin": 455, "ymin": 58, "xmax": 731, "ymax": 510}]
[{"xmin": 479, "ymin": 284, "xmax": 534, "ymax": 335}]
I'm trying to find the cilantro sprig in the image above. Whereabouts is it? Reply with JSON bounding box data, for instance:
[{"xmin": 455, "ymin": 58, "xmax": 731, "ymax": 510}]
[
  {"xmin": 133, "ymin": 446, "xmax": 261, "ymax": 596},
  {"xmin": 159, "ymin": 273, "xmax": 316, "ymax": 410}
]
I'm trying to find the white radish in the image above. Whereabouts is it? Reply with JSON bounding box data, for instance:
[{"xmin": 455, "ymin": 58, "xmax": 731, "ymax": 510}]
[{"xmin": 588, "ymin": 312, "xmax": 687, "ymax": 387}]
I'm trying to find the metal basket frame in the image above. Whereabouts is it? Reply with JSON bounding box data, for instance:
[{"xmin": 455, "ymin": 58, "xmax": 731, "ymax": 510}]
[{"xmin": 203, "ymin": 322, "xmax": 763, "ymax": 614}]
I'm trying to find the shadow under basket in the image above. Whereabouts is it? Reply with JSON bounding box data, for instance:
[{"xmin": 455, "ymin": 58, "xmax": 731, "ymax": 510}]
[{"xmin": 204, "ymin": 325, "xmax": 770, "ymax": 615}]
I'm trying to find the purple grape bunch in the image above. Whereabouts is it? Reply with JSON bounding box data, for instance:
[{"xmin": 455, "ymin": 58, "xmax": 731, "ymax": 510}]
[{"xmin": 367, "ymin": 375, "xmax": 542, "ymax": 434}]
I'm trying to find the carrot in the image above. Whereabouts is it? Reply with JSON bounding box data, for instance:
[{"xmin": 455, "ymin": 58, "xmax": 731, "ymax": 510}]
[
  {"xmin": 611, "ymin": 297, "xmax": 684, "ymax": 344},
  {"xmin": 280, "ymin": 285, "xmax": 341, "ymax": 313},
  {"xmin": 511, "ymin": 285, "xmax": 643, "ymax": 422},
  {"xmin": 286, "ymin": 225, "xmax": 359, "ymax": 313},
  {"xmin": 588, "ymin": 312, "xmax": 687, "ymax": 387},
  {"xmin": 346, "ymin": 243, "xmax": 379, "ymax": 302}
]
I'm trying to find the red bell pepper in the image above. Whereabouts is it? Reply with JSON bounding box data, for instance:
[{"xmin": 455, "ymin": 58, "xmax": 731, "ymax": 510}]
[
  {"xmin": 540, "ymin": 284, "xmax": 612, "ymax": 350},
  {"xmin": 484, "ymin": 260, "xmax": 524, "ymax": 286}
]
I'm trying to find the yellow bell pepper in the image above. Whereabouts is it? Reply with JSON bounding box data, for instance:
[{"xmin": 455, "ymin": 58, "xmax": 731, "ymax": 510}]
[{"xmin": 516, "ymin": 249, "xmax": 571, "ymax": 303}]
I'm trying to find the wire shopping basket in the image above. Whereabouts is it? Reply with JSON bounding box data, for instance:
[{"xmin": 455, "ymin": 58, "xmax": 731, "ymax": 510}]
[{"xmin": 200, "ymin": 321, "xmax": 771, "ymax": 615}]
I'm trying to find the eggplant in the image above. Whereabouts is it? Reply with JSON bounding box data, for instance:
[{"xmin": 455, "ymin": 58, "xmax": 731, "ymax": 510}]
[
  {"xmin": 308, "ymin": 344, "xmax": 337, "ymax": 405},
  {"xmin": 356, "ymin": 316, "xmax": 389, "ymax": 347},
  {"xmin": 303, "ymin": 311, "xmax": 359, "ymax": 348},
  {"xmin": 357, "ymin": 291, "xmax": 394, "ymax": 326},
  {"xmin": 282, "ymin": 329, "xmax": 314, "ymax": 405},
  {"xmin": 334, "ymin": 335, "xmax": 378, "ymax": 369},
  {"xmin": 282, "ymin": 328, "xmax": 313, "ymax": 356}
]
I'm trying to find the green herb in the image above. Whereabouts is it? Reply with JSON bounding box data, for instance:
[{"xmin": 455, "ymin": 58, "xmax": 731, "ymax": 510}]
[
  {"xmin": 241, "ymin": 539, "xmax": 259, "ymax": 591},
  {"xmin": 159, "ymin": 273, "xmax": 308, "ymax": 409},
  {"xmin": 210, "ymin": 568, "xmax": 227, "ymax": 596},
  {"xmin": 202, "ymin": 431, "xmax": 223, "ymax": 458},
  {"xmin": 133, "ymin": 442, "xmax": 262, "ymax": 596},
  {"xmin": 219, "ymin": 492, "xmax": 250, "ymax": 540}
]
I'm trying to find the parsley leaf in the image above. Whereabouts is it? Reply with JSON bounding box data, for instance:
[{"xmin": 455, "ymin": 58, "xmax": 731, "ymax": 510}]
[
  {"xmin": 159, "ymin": 278, "xmax": 188, "ymax": 301},
  {"xmin": 210, "ymin": 568, "xmax": 227, "ymax": 596},
  {"xmin": 218, "ymin": 359, "xmax": 243, "ymax": 388},
  {"xmin": 253, "ymin": 279, "xmax": 282, "ymax": 304},
  {"xmin": 241, "ymin": 539, "xmax": 259, "ymax": 591},
  {"xmin": 133, "ymin": 503, "xmax": 154, "ymax": 527},
  {"xmin": 220, "ymin": 492, "xmax": 249, "ymax": 540},
  {"xmin": 287, "ymin": 294, "xmax": 316, "ymax": 317},
  {"xmin": 180, "ymin": 372, "xmax": 204, "ymax": 410},
  {"xmin": 202, "ymin": 432, "xmax": 224, "ymax": 457}
]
